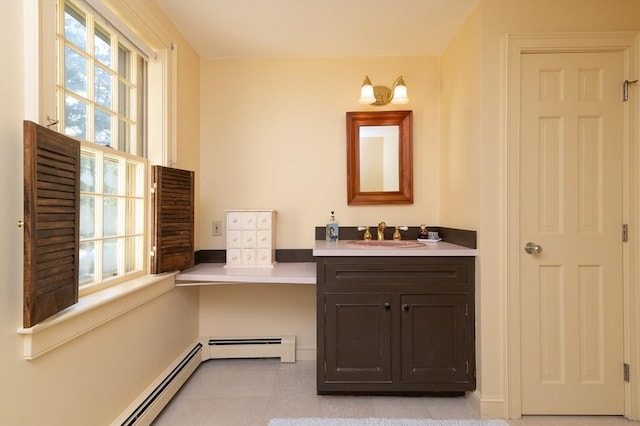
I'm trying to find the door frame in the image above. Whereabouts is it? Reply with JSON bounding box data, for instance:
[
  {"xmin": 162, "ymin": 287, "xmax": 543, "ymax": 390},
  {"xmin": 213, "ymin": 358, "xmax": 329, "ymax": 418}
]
[{"xmin": 505, "ymin": 32, "xmax": 640, "ymax": 419}]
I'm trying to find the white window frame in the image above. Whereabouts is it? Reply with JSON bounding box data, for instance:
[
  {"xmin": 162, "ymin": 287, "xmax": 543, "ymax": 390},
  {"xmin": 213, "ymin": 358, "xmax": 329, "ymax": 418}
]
[
  {"xmin": 57, "ymin": 0, "xmax": 149, "ymax": 294},
  {"xmin": 78, "ymin": 143, "xmax": 147, "ymax": 295}
]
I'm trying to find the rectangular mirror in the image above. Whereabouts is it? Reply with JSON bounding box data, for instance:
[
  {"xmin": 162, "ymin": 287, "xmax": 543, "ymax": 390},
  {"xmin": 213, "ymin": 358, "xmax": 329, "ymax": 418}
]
[{"xmin": 347, "ymin": 110, "xmax": 413, "ymax": 205}]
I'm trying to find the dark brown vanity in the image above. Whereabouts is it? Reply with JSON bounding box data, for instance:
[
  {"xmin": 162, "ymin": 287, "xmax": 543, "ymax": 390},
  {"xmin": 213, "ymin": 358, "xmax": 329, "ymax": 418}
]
[{"xmin": 314, "ymin": 229, "xmax": 476, "ymax": 395}]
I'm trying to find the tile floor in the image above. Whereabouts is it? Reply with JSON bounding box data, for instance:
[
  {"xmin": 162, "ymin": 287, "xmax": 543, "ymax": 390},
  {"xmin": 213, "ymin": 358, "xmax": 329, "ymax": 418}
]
[{"xmin": 152, "ymin": 359, "xmax": 636, "ymax": 426}]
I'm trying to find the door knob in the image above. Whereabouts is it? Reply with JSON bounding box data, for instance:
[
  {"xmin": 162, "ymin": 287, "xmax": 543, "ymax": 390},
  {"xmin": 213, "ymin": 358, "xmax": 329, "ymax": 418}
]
[
  {"xmin": 402, "ymin": 304, "xmax": 410, "ymax": 312},
  {"xmin": 384, "ymin": 302, "xmax": 391, "ymax": 311},
  {"xmin": 524, "ymin": 242, "xmax": 543, "ymax": 254}
]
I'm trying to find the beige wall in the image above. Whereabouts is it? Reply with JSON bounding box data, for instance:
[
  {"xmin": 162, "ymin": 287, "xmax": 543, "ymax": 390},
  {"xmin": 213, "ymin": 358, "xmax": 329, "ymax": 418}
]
[
  {"xmin": 197, "ymin": 56, "xmax": 441, "ymax": 361},
  {"xmin": 198, "ymin": 56, "xmax": 441, "ymax": 250},
  {"xmin": 199, "ymin": 284, "xmax": 317, "ymax": 360},
  {"xmin": 440, "ymin": 5, "xmax": 483, "ymax": 231},
  {"xmin": 0, "ymin": 1, "xmax": 201, "ymax": 424}
]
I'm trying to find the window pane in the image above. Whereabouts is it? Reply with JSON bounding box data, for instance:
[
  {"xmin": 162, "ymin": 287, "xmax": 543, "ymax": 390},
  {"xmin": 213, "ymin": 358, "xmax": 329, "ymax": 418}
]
[
  {"xmin": 64, "ymin": 2, "xmax": 86, "ymax": 51},
  {"xmin": 95, "ymin": 65, "xmax": 112, "ymax": 108},
  {"xmin": 94, "ymin": 25, "xmax": 111, "ymax": 66},
  {"xmin": 103, "ymin": 197, "xmax": 119, "ymax": 237},
  {"xmin": 137, "ymin": 56, "xmax": 146, "ymax": 157},
  {"xmin": 103, "ymin": 238, "xmax": 119, "ymax": 279},
  {"xmin": 126, "ymin": 161, "xmax": 141, "ymax": 197},
  {"xmin": 125, "ymin": 236, "xmax": 142, "ymax": 273},
  {"xmin": 94, "ymin": 108, "xmax": 112, "ymax": 147},
  {"xmin": 80, "ymin": 153, "xmax": 95, "ymax": 192},
  {"xmin": 80, "ymin": 196, "xmax": 95, "ymax": 238},
  {"xmin": 125, "ymin": 198, "xmax": 144, "ymax": 235},
  {"xmin": 118, "ymin": 119, "xmax": 130, "ymax": 154},
  {"xmin": 79, "ymin": 241, "xmax": 95, "ymax": 286},
  {"xmin": 118, "ymin": 44, "xmax": 130, "ymax": 79},
  {"xmin": 118, "ymin": 80, "xmax": 130, "ymax": 117},
  {"xmin": 103, "ymin": 157, "xmax": 119, "ymax": 194},
  {"xmin": 64, "ymin": 95, "xmax": 87, "ymax": 139},
  {"xmin": 65, "ymin": 47, "xmax": 87, "ymax": 97}
]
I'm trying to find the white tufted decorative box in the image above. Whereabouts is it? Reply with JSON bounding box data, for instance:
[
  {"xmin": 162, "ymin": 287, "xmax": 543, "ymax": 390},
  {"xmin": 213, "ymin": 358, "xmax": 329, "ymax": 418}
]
[{"xmin": 225, "ymin": 209, "xmax": 276, "ymax": 267}]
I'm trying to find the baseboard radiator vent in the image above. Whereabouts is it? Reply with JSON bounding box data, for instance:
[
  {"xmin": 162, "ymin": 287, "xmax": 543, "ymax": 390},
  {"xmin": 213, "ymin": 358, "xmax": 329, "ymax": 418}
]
[
  {"xmin": 208, "ymin": 336, "xmax": 295, "ymax": 363},
  {"xmin": 112, "ymin": 342, "xmax": 203, "ymax": 426}
]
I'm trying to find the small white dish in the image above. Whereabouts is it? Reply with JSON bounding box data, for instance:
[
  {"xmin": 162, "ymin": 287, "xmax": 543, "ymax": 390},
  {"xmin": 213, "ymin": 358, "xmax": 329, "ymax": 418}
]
[{"xmin": 417, "ymin": 238, "xmax": 442, "ymax": 243}]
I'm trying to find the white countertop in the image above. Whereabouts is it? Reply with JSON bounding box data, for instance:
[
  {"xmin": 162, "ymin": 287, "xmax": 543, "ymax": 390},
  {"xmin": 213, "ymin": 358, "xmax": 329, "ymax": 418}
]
[
  {"xmin": 175, "ymin": 242, "xmax": 476, "ymax": 286},
  {"xmin": 175, "ymin": 262, "xmax": 316, "ymax": 285},
  {"xmin": 313, "ymin": 240, "xmax": 478, "ymax": 257}
]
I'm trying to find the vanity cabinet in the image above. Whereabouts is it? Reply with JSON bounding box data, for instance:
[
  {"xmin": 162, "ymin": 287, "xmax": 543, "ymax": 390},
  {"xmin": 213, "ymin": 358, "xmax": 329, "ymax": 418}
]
[{"xmin": 316, "ymin": 256, "xmax": 475, "ymax": 394}]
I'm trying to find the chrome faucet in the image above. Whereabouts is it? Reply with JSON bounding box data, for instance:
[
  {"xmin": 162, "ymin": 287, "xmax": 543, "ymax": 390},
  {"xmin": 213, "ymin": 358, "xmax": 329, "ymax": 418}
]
[{"xmin": 377, "ymin": 222, "xmax": 386, "ymax": 240}]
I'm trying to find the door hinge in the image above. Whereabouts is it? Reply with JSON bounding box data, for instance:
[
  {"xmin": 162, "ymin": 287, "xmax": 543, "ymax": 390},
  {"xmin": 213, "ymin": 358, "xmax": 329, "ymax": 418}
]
[
  {"xmin": 466, "ymin": 360, "xmax": 469, "ymax": 374},
  {"xmin": 622, "ymin": 224, "xmax": 629, "ymax": 242},
  {"xmin": 150, "ymin": 246, "xmax": 156, "ymax": 257},
  {"xmin": 465, "ymin": 303, "xmax": 469, "ymax": 317},
  {"xmin": 151, "ymin": 182, "xmax": 157, "ymax": 194},
  {"xmin": 623, "ymin": 79, "xmax": 638, "ymax": 102},
  {"xmin": 624, "ymin": 363, "xmax": 630, "ymax": 382}
]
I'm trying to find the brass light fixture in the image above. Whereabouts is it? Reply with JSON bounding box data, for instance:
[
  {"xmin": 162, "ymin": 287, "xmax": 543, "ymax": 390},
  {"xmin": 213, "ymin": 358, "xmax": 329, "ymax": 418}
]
[{"xmin": 359, "ymin": 75, "xmax": 410, "ymax": 106}]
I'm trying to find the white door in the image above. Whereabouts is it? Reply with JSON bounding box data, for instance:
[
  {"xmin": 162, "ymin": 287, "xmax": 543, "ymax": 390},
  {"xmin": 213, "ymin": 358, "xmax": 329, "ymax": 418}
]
[{"xmin": 520, "ymin": 51, "xmax": 625, "ymax": 414}]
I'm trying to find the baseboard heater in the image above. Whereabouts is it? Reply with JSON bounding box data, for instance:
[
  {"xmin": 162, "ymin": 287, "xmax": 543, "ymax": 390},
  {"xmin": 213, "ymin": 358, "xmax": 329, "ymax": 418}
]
[
  {"xmin": 114, "ymin": 342, "xmax": 203, "ymax": 426},
  {"xmin": 208, "ymin": 336, "xmax": 295, "ymax": 363}
]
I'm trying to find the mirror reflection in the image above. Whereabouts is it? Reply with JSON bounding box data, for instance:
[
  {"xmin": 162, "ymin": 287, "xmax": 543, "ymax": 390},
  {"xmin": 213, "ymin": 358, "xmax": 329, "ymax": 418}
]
[{"xmin": 359, "ymin": 125, "xmax": 399, "ymax": 192}]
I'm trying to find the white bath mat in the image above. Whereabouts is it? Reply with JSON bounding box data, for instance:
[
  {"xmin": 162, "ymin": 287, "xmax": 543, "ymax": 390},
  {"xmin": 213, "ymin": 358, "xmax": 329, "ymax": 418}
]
[{"xmin": 268, "ymin": 418, "xmax": 509, "ymax": 426}]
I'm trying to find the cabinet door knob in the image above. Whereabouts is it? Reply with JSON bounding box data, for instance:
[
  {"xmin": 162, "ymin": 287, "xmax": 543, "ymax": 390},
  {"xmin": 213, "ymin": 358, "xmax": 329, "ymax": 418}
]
[
  {"xmin": 384, "ymin": 302, "xmax": 391, "ymax": 311},
  {"xmin": 402, "ymin": 304, "xmax": 410, "ymax": 312}
]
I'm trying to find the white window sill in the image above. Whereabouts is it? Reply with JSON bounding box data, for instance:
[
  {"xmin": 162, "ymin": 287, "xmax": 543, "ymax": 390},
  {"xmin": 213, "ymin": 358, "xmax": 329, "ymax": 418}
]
[{"xmin": 17, "ymin": 272, "xmax": 178, "ymax": 360}]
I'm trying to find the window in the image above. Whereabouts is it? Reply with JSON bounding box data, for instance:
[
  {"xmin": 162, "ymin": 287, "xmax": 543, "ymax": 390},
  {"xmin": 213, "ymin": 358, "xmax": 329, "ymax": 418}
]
[{"xmin": 58, "ymin": 0, "xmax": 147, "ymax": 294}]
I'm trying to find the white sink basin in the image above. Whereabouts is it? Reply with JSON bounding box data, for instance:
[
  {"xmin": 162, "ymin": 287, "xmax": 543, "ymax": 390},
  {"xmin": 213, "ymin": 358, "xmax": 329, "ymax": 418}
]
[{"xmin": 348, "ymin": 240, "xmax": 425, "ymax": 248}]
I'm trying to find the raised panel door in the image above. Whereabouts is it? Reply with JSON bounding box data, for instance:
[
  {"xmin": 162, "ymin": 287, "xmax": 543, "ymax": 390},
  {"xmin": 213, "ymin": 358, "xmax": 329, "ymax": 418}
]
[
  {"xmin": 520, "ymin": 51, "xmax": 625, "ymax": 414},
  {"xmin": 400, "ymin": 294, "xmax": 472, "ymax": 387},
  {"xmin": 323, "ymin": 293, "xmax": 392, "ymax": 383}
]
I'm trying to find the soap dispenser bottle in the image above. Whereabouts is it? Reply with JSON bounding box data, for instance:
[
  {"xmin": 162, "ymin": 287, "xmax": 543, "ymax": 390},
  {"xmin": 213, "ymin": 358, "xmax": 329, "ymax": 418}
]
[{"xmin": 326, "ymin": 211, "xmax": 339, "ymax": 242}]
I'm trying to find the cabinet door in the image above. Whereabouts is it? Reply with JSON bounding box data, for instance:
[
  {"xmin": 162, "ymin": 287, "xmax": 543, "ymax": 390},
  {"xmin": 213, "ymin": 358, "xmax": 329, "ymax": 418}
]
[
  {"xmin": 226, "ymin": 249, "xmax": 242, "ymax": 266},
  {"xmin": 227, "ymin": 230, "xmax": 242, "ymax": 248},
  {"xmin": 256, "ymin": 211, "xmax": 272, "ymax": 229},
  {"xmin": 241, "ymin": 211, "xmax": 257, "ymax": 229},
  {"xmin": 401, "ymin": 294, "xmax": 473, "ymax": 386},
  {"xmin": 323, "ymin": 293, "xmax": 392, "ymax": 383},
  {"xmin": 256, "ymin": 230, "xmax": 271, "ymax": 248},
  {"xmin": 256, "ymin": 249, "xmax": 273, "ymax": 266},
  {"xmin": 227, "ymin": 212, "xmax": 242, "ymax": 230},
  {"xmin": 241, "ymin": 230, "xmax": 257, "ymax": 247}
]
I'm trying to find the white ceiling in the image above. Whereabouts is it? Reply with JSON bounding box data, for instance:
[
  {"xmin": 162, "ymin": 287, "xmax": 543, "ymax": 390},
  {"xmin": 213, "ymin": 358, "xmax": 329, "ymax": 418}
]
[{"xmin": 156, "ymin": 0, "xmax": 479, "ymax": 58}]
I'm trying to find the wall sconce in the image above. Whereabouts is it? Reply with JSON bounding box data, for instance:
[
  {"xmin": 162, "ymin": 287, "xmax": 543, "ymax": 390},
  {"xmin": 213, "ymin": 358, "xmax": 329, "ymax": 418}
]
[{"xmin": 359, "ymin": 75, "xmax": 410, "ymax": 106}]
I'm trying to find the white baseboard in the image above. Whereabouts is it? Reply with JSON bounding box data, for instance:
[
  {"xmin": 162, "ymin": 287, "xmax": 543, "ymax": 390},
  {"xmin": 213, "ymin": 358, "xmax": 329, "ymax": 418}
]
[
  {"xmin": 111, "ymin": 343, "xmax": 203, "ymax": 426},
  {"xmin": 468, "ymin": 390, "xmax": 507, "ymax": 419}
]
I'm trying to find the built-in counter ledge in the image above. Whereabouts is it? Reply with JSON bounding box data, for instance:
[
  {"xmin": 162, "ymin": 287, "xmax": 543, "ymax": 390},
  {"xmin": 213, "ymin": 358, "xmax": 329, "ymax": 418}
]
[
  {"xmin": 180, "ymin": 227, "xmax": 476, "ymax": 285},
  {"xmin": 175, "ymin": 262, "xmax": 317, "ymax": 285}
]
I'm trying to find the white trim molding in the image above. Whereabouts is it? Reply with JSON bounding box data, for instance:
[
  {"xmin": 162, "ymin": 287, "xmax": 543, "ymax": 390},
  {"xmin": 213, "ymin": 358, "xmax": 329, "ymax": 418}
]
[{"xmin": 17, "ymin": 273, "xmax": 177, "ymax": 359}]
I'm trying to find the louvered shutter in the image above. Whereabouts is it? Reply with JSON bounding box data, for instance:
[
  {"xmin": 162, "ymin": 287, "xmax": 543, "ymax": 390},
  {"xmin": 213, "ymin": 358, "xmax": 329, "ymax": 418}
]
[
  {"xmin": 23, "ymin": 120, "xmax": 80, "ymax": 328},
  {"xmin": 151, "ymin": 166, "xmax": 195, "ymax": 274}
]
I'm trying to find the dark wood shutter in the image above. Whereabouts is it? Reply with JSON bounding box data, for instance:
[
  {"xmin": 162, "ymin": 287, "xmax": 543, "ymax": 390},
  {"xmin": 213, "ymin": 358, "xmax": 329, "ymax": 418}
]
[
  {"xmin": 23, "ymin": 120, "xmax": 80, "ymax": 328},
  {"xmin": 151, "ymin": 166, "xmax": 195, "ymax": 274}
]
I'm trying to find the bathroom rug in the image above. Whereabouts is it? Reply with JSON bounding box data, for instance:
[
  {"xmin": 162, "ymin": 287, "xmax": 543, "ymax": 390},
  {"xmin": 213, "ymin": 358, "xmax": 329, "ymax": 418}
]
[{"xmin": 268, "ymin": 418, "xmax": 509, "ymax": 426}]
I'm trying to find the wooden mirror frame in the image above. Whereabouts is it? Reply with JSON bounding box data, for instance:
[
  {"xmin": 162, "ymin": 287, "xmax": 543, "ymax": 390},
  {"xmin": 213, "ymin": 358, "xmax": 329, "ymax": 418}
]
[{"xmin": 346, "ymin": 110, "xmax": 413, "ymax": 205}]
